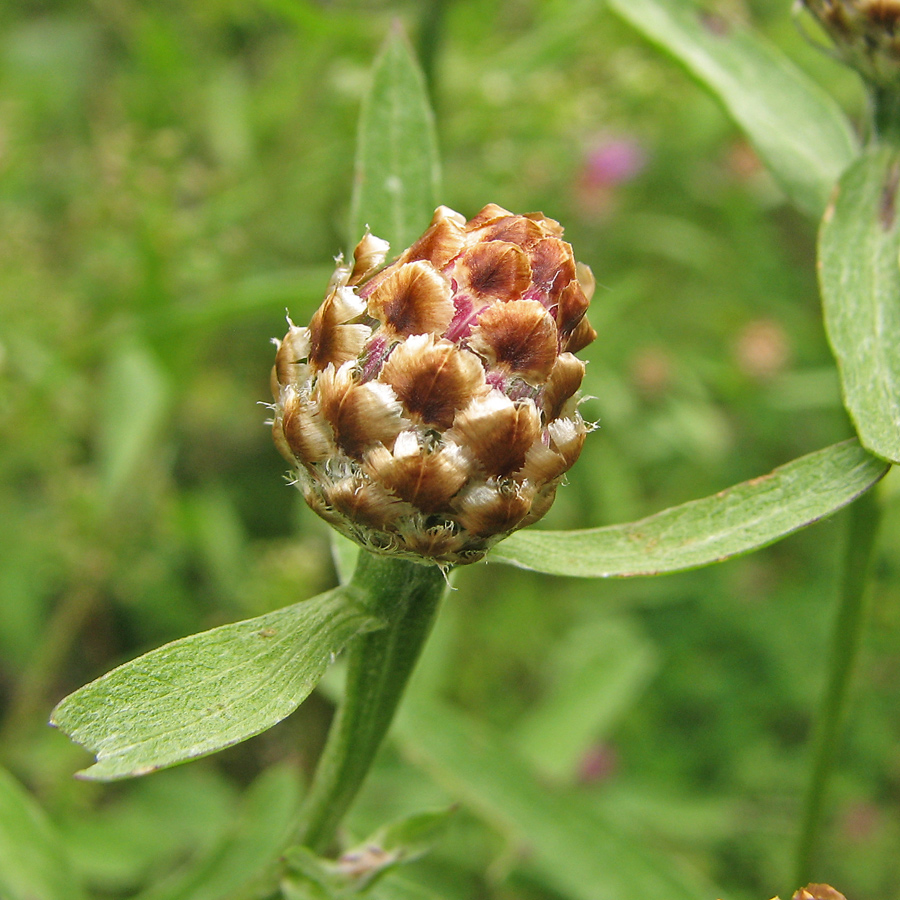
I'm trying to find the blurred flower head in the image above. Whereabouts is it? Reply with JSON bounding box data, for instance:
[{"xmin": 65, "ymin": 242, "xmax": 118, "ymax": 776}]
[
  {"xmin": 270, "ymin": 205, "xmax": 596, "ymax": 567},
  {"xmin": 576, "ymin": 136, "xmax": 647, "ymax": 218},
  {"xmin": 799, "ymin": 0, "xmax": 900, "ymax": 88}
]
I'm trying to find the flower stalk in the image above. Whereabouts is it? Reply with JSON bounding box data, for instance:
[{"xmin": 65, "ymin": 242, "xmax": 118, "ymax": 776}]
[
  {"xmin": 295, "ymin": 550, "xmax": 447, "ymax": 853},
  {"xmin": 793, "ymin": 488, "xmax": 881, "ymax": 887}
]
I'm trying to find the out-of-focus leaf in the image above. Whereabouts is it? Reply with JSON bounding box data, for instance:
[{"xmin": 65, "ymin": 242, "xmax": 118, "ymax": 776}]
[
  {"xmin": 370, "ymin": 875, "xmax": 448, "ymax": 900},
  {"xmin": 339, "ymin": 807, "xmax": 456, "ymax": 890},
  {"xmin": 51, "ymin": 588, "xmax": 377, "ymax": 780},
  {"xmin": 98, "ymin": 340, "xmax": 169, "ymax": 503},
  {"xmin": 513, "ymin": 617, "xmax": 656, "ymax": 781},
  {"xmin": 820, "ymin": 145, "xmax": 900, "ymax": 463},
  {"xmin": 349, "ymin": 24, "xmax": 440, "ymax": 254},
  {"xmin": 491, "ymin": 440, "xmax": 887, "ymax": 577},
  {"xmin": 58, "ymin": 767, "xmax": 237, "ymax": 894},
  {"xmin": 0, "ymin": 766, "xmax": 86, "ymax": 900},
  {"xmin": 395, "ymin": 700, "xmax": 711, "ymax": 900},
  {"xmin": 133, "ymin": 764, "xmax": 302, "ymax": 900},
  {"xmin": 284, "ymin": 807, "xmax": 455, "ymax": 896},
  {"xmin": 607, "ymin": 0, "xmax": 858, "ymax": 216}
]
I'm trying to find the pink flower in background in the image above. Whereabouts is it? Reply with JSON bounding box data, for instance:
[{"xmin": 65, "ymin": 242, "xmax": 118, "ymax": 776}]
[
  {"xmin": 583, "ymin": 137, "xmax": 647, "ymax": 188},
  {"xmin": 577, "ymin": 136, "xmax": 647, "ymax": 218}
]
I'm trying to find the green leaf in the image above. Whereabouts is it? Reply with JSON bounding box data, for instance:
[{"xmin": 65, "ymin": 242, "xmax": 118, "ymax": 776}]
[
  {"xmin": 820, "ymin": 145, "xmax": 900, "ymax": 463},
  {"xmin": 133, "ymin": 764, "xmax": 302, "ymax": 900},
  {"xmin": 395, "ymin": 700, "xmax": 711, "ymax": 900},
  {"xmin": 51, "ymin": 588, "xmax": 377, "ymax": 780},
  {"xmin": 491, "ymin": 440, "xmax": 887, "ymax": 577},
  {"xmin": 349, "ymin": 23, "xmax": 440, "ymax": 254},
  {"xmin": 607, "ymin": 0, "xmax": 858, "ymax": 216},
  {"xmin": 0, "ymin": 766, "xmax": 86, "ymax": 900}
]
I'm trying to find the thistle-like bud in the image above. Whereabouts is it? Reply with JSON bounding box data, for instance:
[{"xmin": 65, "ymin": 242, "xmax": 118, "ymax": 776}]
[
  {"xmin": 799, "ymin": 0, "xmax": 900, "ymax": 88},
  {"xmin": 271, "ymin": 205, "xmax": 596, "ymax": 566}
]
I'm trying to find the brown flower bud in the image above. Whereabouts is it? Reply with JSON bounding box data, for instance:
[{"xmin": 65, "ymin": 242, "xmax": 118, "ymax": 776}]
[
  {"xmin": 270, "ymin": 205, "xmax": 596, "ymax": 566},
  {"xmin": 799, "ymin": 0, "xmax": 900, "ymax": 89}
]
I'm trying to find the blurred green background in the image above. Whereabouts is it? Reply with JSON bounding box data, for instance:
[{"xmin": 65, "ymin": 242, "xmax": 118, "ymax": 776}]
[{"xmin": 2, "ymin": 1, "xmax": 900, "ymax": 899}]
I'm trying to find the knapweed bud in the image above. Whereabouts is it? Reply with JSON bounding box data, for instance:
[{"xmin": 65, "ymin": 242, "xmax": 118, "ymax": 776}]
[
  {"xmin": 799, "ymin": 0, "xmax": 900, "ymax": 89},
  {"xmin": 271, "ymin": 205, "xmax": 596, "ymax": 566}
]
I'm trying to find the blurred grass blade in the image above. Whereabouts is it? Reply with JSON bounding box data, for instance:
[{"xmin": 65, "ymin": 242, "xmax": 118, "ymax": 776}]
[
  {"xmin": 607, "ymin": 0, "xmax": 858, "ymax": 216},
  {"xmin": 0, "ymin": 766, "xmax": 86, "ymax": 900},
  {"xmin": 132, "ymin": 764, "xmax": 302, "ymax": 900},
  {"xmin": 820, "ymin": 145, "xmax": 900, "ymax": 463},
  {"xmin": 349, "ymin": 22, "xmax": 440, "ymax": 253},
  {"xmin": 99, "ymin": 341, "xmax": 170, "ymax": 504},
  {"xmin": 396, "ymin": 700, "xmax": 710, "ymax": 900},
  {"xmin": 513, "ymin": 617, "xmax": 656, "ymax": 781},
  {"xmin": 51, "ymin": 588, "xmax": 377, "ymax": 780},
  {"xmin": 492, "ymin": 440, "xmax": 887, "ymax": 577}
]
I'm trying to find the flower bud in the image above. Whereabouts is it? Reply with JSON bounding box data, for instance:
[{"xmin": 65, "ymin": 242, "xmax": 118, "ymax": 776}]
[
  {"xmin": 799, "ymin": 0, "xmax": 900, "ymax": 89},
  {"xmin": 271, "ymin": 205, "xmax": 596, "ymax": 566}
]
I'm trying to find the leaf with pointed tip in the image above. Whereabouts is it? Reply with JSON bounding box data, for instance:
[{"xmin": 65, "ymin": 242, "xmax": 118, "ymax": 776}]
[
  {"xmin": 607, "ymin": 0, "xmax": 857, "ymax": 216},
  {"xmin": 491, "ymin": 440, "xmax": 887, "ymax": 577},
  {"xmin": 349, "ymin": 25, "xmax": 440, "ymax": 254},
  {"xmin": 820, "ymin": 145, "xmax": 900, "ymax": 463},
  {"xmin": 51, "ymin": 588, "xmax": 377, "ymax": 780}
]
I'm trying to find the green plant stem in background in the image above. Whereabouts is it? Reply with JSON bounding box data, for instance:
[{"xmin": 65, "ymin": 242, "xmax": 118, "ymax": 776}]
[
  {"xmin": 793, "ymin": 487, "xmax": 882, "ymax": 888},
  {"xmin": 869, "ymin": 85, "xmax": 900, "ymax": 145},
  {"xmin": 296, "ymin": 552, "xmax": 448, "ymax": 854},
  {"xmin": 417, "ymin": 0, "xmax": 451, "ymax": 99}
]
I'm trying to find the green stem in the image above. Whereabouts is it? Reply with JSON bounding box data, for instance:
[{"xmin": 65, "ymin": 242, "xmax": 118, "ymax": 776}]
[
  {"xmin": 793, "ymin": 487, "xmax": 881, "ymax": 888},
  {"xmin": 871, "ymin": 85, "xmax": 900, "ymax": 145},
  {"xmin": 296, "ymin": 551, "xmax": 448, "ymax": 853},
  {"xmin": 417, "ymin": 0, "xmax": 451, "ymax": 101}
]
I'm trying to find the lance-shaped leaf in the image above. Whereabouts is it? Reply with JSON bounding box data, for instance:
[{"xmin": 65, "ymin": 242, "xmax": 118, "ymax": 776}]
[
  {"xmin": 820, "ymin": 145, "xmax": 900, "ymax": 463},
  {"xmin": 349, "ymin": 23, "xmax": 440, "ymax": 254},
  {"xmin": 51, "ymin": 588, "xmax": 377, "ymax": 781},
  {"xmin": 607, "ymin": 0, "xmax": 858, "ymax": 217},
  {"xmin": 491, "ymin": 440, "xmax": 887, "ymax": 577}
]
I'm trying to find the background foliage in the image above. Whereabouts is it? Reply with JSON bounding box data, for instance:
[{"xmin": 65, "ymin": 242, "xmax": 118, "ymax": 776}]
[{"xmin": 2, "ymin": 1, "xmax": 899, "ymax": 899}]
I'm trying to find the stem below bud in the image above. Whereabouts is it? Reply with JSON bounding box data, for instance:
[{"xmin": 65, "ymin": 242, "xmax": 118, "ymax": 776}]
[{"xmin": 295, "ymin": 551, "xmax": 447, "ymax": 853}]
